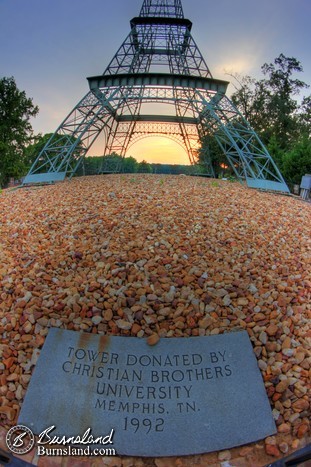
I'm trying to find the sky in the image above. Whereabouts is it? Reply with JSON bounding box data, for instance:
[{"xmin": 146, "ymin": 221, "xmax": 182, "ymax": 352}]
[{"xmin": 1, "ymin": 0, "xmax": 310, "ymax": 165}]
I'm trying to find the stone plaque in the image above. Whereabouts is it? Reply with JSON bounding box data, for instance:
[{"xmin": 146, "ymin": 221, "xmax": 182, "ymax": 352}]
[{"xmin": 18, "ymin": 329, "xmax": 276, "ymax": 457}]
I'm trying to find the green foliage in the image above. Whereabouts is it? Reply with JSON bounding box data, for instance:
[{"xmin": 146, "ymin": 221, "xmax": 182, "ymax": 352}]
[
  {"xmin": 138, "ymin": 160, "xmax": 153, "ymax": 173},
  {"xmin": 80, "ymin": 155, "xmax": 196, "ymax": 176},
  {"xmin": 101, "ymin": 153, "xmax": 123, "ymax": 173},
  {"xmin": 261, "ymin": 55, "xmax": 308, "ymax": 148},
  {"xmin": 267, "ymin": 135, "xmax": 286, "ymax": 169},
  {"xmin": 231, "ymin": 54, "xmax": 309, "ymax": 149},
  {"xmin": 226, "ymin": 175, "xmax": 238, "ymax": 182},
  {"xmin": 197, "ymin": 134, "xmax": 231, "ymax": 178},
  {"xmin": 190, "ymin": 163, "xmax": 207, "ymax": 175},
  {"xmin": 25, "ymin": 132, "xmax": 84, "ymax": 175},
  {"xmin": 226, "ymin": 54, "xmax": 311, "ymax": 190},
  {"xmin": 230, "ymin": 74, "xmax": 258, "ymax": 123},
  {"xmin": 24, "ymin": 133, "xmax": 55, "ymax": 168},
  {"xmin": 123, "ymin": 156, "xmax": 138, "ymax": 173},
  {"xmin": 151, "ymin": 163, "xmax": 192, "ymax": 174},
  {"xmin": 0, "ymin": 76, "xmax": 39, "ymax": 186},
  {"xmin": 76, "ymin": 154, "xmax": 139, "ymax": 175},
  {"xmin": 282, "ymin": 136, "xmax": 311, "ymax": 185},
  {"xmin": 298, "ymin": 95, "xmax": 311, "ymax": 136},
  {"xmin": 79, "ymin": 155, "xmax": 102, "ymax": 175}
]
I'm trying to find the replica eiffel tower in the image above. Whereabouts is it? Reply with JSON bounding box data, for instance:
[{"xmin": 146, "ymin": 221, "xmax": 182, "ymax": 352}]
[{"xmin": 24, "ymin": 0, "xmax": 289, "ymax": 192}]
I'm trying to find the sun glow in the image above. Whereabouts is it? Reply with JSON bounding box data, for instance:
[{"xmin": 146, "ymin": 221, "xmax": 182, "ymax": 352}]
[{"xmin": 126, "ymin": 136, "xmax": 191, "ymax": 165}]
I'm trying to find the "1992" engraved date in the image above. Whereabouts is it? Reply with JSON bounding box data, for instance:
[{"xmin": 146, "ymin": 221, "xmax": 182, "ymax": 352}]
[{"xmin": 123, "ymin": 417, "xmax": 164, "ymax": 433}]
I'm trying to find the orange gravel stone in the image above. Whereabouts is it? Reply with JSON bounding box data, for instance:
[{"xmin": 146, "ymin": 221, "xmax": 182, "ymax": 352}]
[
  {"xmin": 266, "ymin": 324, "xmax": 279, "ymax": 336},
  {"xmin": 147, "ymin": 333, "xmax": 160, "ymax": 346},
  {"xmin": 0, "ymin": 174, "xmax": 310, "ymax": 465}
]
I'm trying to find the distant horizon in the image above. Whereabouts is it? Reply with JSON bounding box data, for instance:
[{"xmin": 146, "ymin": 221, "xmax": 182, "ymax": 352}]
[{"xmin": 84, "ymin": 154, "xmax": 192, "ymax": 166}]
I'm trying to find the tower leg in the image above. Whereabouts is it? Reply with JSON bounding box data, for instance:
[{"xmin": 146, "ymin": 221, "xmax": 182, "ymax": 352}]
[
  {"xmin": 198, "ymin": 93, "xmax": 290, "ymax": 192},
  {"xmin": 23, "ymin": 90, "xmax": 118, "ymax": 184}
]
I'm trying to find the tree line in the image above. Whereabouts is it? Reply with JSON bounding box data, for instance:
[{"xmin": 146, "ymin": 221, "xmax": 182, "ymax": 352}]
[
  {"xmin": 75, "ymin": 153, "xmax": 200, "ymax": 176},
  {"xmin": 1, "ymin": 54, "xmax": 310, "ymax": 189}
]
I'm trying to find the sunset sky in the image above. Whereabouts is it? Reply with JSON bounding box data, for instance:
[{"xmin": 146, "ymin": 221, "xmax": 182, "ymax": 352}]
[{"xmin": 1, "ymin": 0, "xmax": 310, "ymax": 165}]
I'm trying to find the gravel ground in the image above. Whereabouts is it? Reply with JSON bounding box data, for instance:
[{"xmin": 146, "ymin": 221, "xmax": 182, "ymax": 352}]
[{"xmin": 0, "ymin": 174, "xmax": 310, "ymax": 466}]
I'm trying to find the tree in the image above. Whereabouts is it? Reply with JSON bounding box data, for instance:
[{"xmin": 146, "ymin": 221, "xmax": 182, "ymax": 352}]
[
  {"xmin": 0, "ymin": 77, "xmax": 39, "ymax": 186},
  {"xmin": 138, "ymin": 160, "xmax": 152, "ymax": 173},
  {"xmin": 231, "ymin": 54, "xmax": 309, "ymax": 149},
  {"xmin": 282, "ymin": 135, "xmax": 311, "ymax": 186},
  {"xmin": 25, "ymin": 131, "xmax": 85, "ymax": 176},
  {"xmin": 298, "ymin": 95, "xmax": 311, "ymax": 136},
  {"xmin": 230, "ymin": 74, "xmax": 257, "ymax": 123},
  {"xmin": 230, "ymin": 75, "xmax": 272, "ymax": 141},
  {"xmin": 228, "ymin": 54, "xmax": 311, "ymax": 189},
  {"xmin": 24, "ymin": 133, "xmax": 54, "ymax": 168},
  {"xmin": 123, "ymin": 156, "xmax": 138, "ymax": 173},
  {"xmin": 198, "ymin": 134, "xmax": 228, "ymax": 178},
  {"xmin": 261, "ymin": 54, "xmax": 309, "ymax": 148}
]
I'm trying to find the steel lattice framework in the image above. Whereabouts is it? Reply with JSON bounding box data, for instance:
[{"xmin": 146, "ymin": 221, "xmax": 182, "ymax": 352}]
[{"xmin": 24, "ymin": 0, "xmax": 289, "ymax": 192}]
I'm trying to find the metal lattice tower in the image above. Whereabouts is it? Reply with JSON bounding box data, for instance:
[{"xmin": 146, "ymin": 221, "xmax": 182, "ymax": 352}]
[
  {"xmin": 24, "ymin": 0, "xmax": 289, "ymax": 192},
  {"xmin": 140, "ymin": 0, "xmax": 184, "ymax": 18}
]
